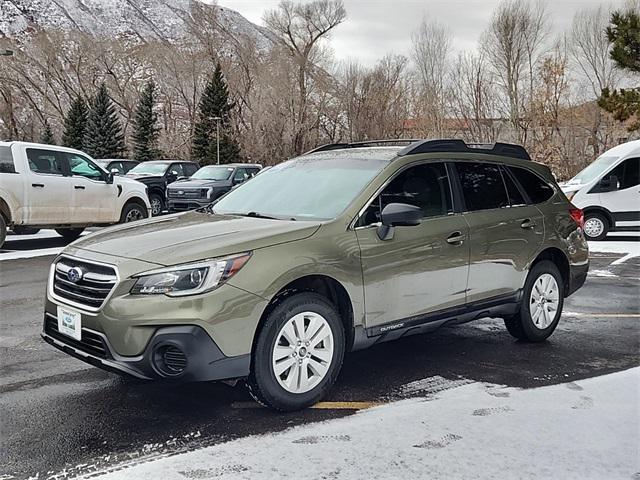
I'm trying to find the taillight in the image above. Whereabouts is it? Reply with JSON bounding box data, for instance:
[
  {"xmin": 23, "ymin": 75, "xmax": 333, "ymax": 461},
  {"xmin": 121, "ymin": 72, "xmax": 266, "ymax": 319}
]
[{"xmin": 569, "ymin": 206, "xmax": 584, "ymax": 229}]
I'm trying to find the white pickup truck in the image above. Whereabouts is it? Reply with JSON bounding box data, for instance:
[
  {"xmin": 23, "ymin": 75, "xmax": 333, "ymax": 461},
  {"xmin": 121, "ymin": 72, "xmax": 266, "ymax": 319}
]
[{"xmin": 0, "ymin": 142, "xmax": 151, "ymax": 248}]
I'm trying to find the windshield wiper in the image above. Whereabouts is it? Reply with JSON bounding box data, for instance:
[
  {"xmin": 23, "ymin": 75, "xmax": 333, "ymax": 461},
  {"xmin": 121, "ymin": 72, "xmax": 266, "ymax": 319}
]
[{"xmin": 242, "ymin": 211, "xmax": 279, "ymax": 220}]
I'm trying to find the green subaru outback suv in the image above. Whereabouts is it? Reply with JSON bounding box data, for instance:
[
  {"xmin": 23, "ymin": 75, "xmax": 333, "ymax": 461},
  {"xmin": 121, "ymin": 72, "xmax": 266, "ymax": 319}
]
[{"xmin": 42, "ymin": 139, "xmax": 589, "ymax": 411}]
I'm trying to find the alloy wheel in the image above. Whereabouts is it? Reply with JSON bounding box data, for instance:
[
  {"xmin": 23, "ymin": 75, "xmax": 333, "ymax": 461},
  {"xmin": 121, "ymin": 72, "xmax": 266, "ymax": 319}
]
[
  {"xmin": 529, "ymin": 273, "xmax": 560, "ymax": 329},
  {"xmin": 150, "ymin": 198, "xmax": 162, "ymax": 216},
  {"xmin": 125, "ymin": 208, "xmax": 144, "ymax": 222},
  {"xmin": 272, "ymin": 311, "xmax": 334, "ymax": 394}
]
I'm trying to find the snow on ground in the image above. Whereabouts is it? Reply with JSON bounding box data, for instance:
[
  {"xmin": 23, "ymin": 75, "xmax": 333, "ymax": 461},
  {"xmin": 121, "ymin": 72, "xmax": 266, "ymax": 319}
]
[
  {"xmin": 588, "ymin": 238, "xmax": 640, "ymax": 265},
  {"xmin": 82, "ymin": 368, "xmax": 640, "ymax": 480}
]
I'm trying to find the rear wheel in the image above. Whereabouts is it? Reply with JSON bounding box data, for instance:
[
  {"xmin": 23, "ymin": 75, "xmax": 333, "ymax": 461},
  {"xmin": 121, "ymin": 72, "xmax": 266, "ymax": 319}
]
[
  {"xmin": 0, "ymin": 216, "xmax": 6, "ymax": 249},
  {"xmin": 583, "ymin": 212, "xmax": 608, "ymax": 241},
  {"xmin": 120, "ymin": 202, "xmax": 147, "ymax": 223},
  {"xmin": 504, "ymin": 260, "xmax": 564, "ymax": 342},
  {"xmin": 55, "ymin": 228, "xmax": 85, "ymax": 241},
  {"xmin": 247, "ymin": 292, "xmax": 345, "ymax": 411},
  {"xmin": 149, "ymin": 194, "xmax": 164, "ymax": 216}
]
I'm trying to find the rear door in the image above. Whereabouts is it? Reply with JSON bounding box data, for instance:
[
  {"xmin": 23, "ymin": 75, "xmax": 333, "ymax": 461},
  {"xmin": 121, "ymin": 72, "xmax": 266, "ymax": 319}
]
[
  {"xmin": 454, "ymin": 161, "xmax": 545, "ymax": 304},
  {"xmin": 597, "ymin": 157, "xmax": 640, "ymax": 231},
  {"xmin": 23, "ymin": 147, "xmax": 71, "ymax": 224},
  {"xmin": 355, "ymin": 162, "xmax": 469, "ymax": 330}
]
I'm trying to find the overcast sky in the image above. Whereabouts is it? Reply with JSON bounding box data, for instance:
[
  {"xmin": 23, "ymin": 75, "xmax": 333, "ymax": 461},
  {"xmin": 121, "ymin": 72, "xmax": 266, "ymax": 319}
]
[{"xmin": 216, "ymin": 0, "xmax": 625, "ymax": 66}]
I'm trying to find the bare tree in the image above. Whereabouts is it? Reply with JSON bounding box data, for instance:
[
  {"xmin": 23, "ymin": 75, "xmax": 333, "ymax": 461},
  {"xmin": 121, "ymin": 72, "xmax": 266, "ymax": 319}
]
[
  {"xmin": 481, "ymin": 0, "xmax": 549, "ymax": 144},
  {"xmin": 411, "ymin": 18, "xmax": 452, "ymax": 136},
  {"xmin": 264, "ymin": 0, "xmax": 346, "ymax": 154}
]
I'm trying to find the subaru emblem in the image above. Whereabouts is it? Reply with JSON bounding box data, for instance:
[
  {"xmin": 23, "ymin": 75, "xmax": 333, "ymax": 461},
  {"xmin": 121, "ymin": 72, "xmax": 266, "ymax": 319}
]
[{"xmin": 67, "ymin": 267, "xmax": 83, "ymax": 283}]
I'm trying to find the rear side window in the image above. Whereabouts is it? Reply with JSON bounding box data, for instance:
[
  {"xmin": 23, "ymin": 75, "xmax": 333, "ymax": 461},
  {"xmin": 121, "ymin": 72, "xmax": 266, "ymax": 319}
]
[
  {"xmin": 456, "ymin": 162, "xmax": 509, "ymax": 211},
  {"xmin": 0, "ymin": 146, "xmax": 16, "ymax": 173},
  {"xmin": 502, "ymin": 167, "xmax": 526, "ymax": 206},
  {"xmin": 26, "ymin": 149, "xmax": 65, "ymax": 175},
  {"xmin": 184, "ymin": 163, "xmax": 198, "ymax": 176},
  {"xmin": 508, "ymin": 167, "xmax": 554, "ymax": 204}
]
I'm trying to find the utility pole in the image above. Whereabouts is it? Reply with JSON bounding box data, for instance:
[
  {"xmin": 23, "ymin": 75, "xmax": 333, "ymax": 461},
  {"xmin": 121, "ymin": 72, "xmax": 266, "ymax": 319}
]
[{"xmin": 210, "ymin": 116, "xmax": 222, "ymax": 165}]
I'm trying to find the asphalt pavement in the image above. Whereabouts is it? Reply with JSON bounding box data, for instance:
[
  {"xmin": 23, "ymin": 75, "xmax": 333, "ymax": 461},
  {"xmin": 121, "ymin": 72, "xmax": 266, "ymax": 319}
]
[{"xmin": 0, "ymin": 232, "xmax": 638, "ymax": 480}]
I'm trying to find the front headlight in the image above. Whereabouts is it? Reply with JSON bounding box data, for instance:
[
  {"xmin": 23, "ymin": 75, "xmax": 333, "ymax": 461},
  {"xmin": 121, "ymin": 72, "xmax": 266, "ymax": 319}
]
[{"xmin": 130, "ymin": 252, "xmax": 251, "ymax": 296}]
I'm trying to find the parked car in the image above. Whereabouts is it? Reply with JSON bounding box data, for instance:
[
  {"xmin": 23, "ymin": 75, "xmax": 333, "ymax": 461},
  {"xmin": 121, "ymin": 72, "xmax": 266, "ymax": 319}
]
[
  {"xmin": 42, "ymin": 139, "xmax": 588, "ymax": 411},
  {"xmin": 561, "ymin": 140, "xmax": 639, "ymax": 240},
  {"xmin": 167, "ymin": 163, "xmax": 262, "ymax": 213},
  {"xmin": 125, "ymin": 160, "xmax": 199, "ymax": 216},
  {"xmin": 0, "ymin": 142, "xmax": 150, "ymax": 248},
  {"xmin": 95, "ymin": 159, "xmax": 139, "ymax": 175}
]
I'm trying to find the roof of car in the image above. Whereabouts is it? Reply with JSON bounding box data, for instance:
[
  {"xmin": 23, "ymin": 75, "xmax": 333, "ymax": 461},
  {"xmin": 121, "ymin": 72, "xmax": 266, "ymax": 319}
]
[
  {"xmin": 142, "ymin": 160, "xmax": 199, "ymax": 164},
  {"xmin": 302, "ymin": 146, "xmax": 404, "ymax": 162},
  {"xmin": 199, "ymin": 163, "xmax": 262, "ymax": 168},
  {"xmin": 601, "ymin": 139, "xmax": 640, "ymax": 159}
]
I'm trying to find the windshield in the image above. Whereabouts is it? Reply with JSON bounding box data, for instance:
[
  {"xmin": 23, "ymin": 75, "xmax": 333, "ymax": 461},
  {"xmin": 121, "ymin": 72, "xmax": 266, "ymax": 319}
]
[
  {"xmin": 192, "ymin": 166, "xmax": 234, "ymax": 181},
  {"xmin": 212, "ymin": 156, "xmax": 388, "ymax": 220},
  {"xmin": 128, "ymin": 162, "xmax": 169, "ymax": 175},
  {"xmin": 568, "ymin": 156, "xmax": 619, "ymax": 185}
]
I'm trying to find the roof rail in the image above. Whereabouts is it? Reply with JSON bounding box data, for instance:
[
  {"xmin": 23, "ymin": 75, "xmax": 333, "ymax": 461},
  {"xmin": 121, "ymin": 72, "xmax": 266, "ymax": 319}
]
[
  {"xmin": 306, "ymin": 139, "xmax": 422, "ymax": 154},
  {"xmin": 398, "ymin": 139, "xmax": 531, "ymax": 160}
]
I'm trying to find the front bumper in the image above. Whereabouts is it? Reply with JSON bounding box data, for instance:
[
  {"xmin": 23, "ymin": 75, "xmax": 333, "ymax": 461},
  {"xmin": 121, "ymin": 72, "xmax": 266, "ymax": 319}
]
[
  {"xmin": 167, "ymin": 198, "xmax": 211, "ymax": 212},
  {"xmin": 42, "ymin": 313, "xmax": 250, "ymax": 381}
]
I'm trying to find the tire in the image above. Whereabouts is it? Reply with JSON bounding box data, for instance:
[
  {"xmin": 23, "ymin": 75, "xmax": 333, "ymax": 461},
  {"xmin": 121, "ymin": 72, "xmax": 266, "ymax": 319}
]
[
  {"xmin": 12, "ymin": 226, "xmax": 40, "ymax": 235},
  {"xmin": 504, "ymin": 260, "xmax": 564, "ymax": 342},
  {"xmin": 0, "ymin": 216, "xmax": 6, "ymax": 249},
  {"xmin": 55, "ymin": 228, "xmax": 85, "ymax": 241},
  {"xmin": 583, "ymin": 212, "xmax": 608, "ymax": 241},
  {"xmin": 149, "ymin": 194, "xmax": 164, "ymax": 216},
  {"xmin": 247, "ymin": 292, "xmax": 345, "ymax": 411},
  {"xmin": 119, "ymin": 202, "xmax": 148, "ymax": 223}
]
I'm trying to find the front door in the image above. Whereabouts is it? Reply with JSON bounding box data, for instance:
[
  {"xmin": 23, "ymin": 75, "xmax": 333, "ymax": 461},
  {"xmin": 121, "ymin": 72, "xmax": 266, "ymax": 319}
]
[
  {"xmin": 456, "ymin": 162, "xmax": 545, "ymax": 303},
  {"xmin": 65, "ymin": 152, "xmax": 119, "ymax": 223},
  {"xmin": 598, "ymin": 157, "xmax": 640, "ymax": 231},
  {"xmin": 355, "ymin": 162, "xmax": 469, "ymax": 331}
]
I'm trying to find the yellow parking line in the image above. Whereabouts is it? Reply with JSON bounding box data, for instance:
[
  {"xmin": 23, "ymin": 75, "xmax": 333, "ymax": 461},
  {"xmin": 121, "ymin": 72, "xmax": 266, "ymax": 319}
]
[{"xmin": 231, "ymin": 401, "xmax": 381, "ymax": 410}]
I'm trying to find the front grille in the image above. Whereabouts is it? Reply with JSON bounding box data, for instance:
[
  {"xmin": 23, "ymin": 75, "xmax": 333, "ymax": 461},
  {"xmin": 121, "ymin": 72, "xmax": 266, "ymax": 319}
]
[
  {"xmin": 44, "ymin": 314, "xmax": 108, "ymax": 358},
  {"xmin": 167, "ymin": 188, "xmax": 204, "ymax": 199},
  {"xmin": 53, "ymin": 257, "xmax": 117, "ymax": 310}
]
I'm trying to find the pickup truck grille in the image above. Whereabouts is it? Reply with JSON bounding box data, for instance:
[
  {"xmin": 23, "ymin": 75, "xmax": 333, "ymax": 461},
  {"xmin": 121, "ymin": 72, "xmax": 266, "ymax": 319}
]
[
  {"xmin": 53, "ymin": 257, "xmax": 117, "ymax": 310},
  {"xmin": 167, "ymin": 188, "xmax": 205, "ymax": 198}
]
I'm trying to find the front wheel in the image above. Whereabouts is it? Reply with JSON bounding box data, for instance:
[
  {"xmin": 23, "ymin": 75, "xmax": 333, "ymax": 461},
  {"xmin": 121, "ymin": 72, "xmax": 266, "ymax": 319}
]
[
  {"xmin": 120, "ymin": 202, "xmax": 148, "ymax": 223},
  {"xmin": 149, "ymin": 194, "xmax": 164, "ymax": 216},
  {"xmin": 247, "ymin": 292, "xmax": 345, "ymax": 411},
  {"xmin": 55, "ymin": 228, "xmax": 85, "ymax": 241},
  {"xmin": 583, "ymin": 212, "xmax": 608, "ymax": 241},
  {"xmin": 504, "ymin": 260, "xmax": 564, "ymax": 342}
]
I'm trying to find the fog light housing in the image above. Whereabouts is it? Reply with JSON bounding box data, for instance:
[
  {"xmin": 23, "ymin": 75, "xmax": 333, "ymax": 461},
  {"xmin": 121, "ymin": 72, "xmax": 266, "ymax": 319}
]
[{"xmin": 153, "ymin": 344, "xmax": 187, "ymax": 376}]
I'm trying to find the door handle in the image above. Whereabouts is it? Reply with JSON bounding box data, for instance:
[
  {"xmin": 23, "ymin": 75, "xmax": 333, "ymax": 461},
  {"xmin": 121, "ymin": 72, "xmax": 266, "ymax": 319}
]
[
  {"xmin": 31, "ymin": 183, "xmax": 44, "ymax": 188},
  {"xmin": 446, "ymin": 231, "xmax": 466, "ymax": 245},
  {"xmin": 74, "ymin": 185, "xmax": 85, "ymax": 190},
  {"xmin": 521, "ymin": 219, "xmax": 536, "ymax": 229}
]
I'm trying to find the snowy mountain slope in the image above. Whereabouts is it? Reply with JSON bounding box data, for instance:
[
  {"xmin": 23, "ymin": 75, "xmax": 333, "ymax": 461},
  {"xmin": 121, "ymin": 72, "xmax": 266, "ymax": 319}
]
[{"xmin": 0, "ymin": 0, "xmax": 275, "ymax": 50}]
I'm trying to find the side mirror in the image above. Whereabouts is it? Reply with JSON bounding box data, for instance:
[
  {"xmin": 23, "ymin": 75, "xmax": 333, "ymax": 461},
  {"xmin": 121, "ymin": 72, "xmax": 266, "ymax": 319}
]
[
  {"xmin": 110, "ymin": 168, "xmax": 120, "ymax": 176},
  {"xmin": 106, "ymin": 172, "xmax": 114, "ymax": 184},
  {"xmin": 377, "ymin": 203, "xmax": 422, "ymax": 240},
  {"xmin": 177, "ymin": 176, "xmax": 188, "ymax": 181}
]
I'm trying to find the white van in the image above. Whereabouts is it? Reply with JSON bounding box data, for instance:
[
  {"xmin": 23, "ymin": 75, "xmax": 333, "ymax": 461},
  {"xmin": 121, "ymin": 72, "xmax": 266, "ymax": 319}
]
[
  {"xmin": 0, "ymin": 142, "xmax": 151, "ymax": 248},
  {"xmin": 561, "ymin": 140, "xmax": 640, "ymax": 240}
]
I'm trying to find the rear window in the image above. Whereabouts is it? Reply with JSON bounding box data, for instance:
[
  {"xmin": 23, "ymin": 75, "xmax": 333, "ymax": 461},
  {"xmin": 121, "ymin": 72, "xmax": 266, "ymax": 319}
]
[
  {"xmin": 0, "ymin": 146, "xmax": 16, "ymax": 173},
  {"xmin": 456, "ymin": 162, "xmax": 509, "ymax": 211},
  {"xmin": 508, "ymin": 167, "xmax": 554, "ymax": 204}
]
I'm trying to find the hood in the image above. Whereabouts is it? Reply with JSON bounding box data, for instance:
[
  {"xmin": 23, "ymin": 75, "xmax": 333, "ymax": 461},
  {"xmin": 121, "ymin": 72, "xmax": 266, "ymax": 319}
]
[
  {"xmin": 125, "ymin": 173, "xmax": 163, "ymax": 181},
  {"xmin": 167, "ymin": 179, "xmax": 228, "ymax": 189},
  {"xmin": 559, "ymin": 182, "xmax": 583, "ymax": 194},
  {"xmin": 72, "ymin": 211, "xmax": 321, "ymax": 266},
  {"xmin": 114, "ymin": 175, "xmax": 146, "ymax": 188}
]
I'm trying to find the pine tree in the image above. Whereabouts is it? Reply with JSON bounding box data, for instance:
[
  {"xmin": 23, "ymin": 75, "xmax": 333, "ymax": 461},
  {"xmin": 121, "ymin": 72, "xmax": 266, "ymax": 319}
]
[
  {"xmin": 40, "ymin": 119, "xmax": 55, "ymax": 145},
  {"xmin": 84, "ymin": 83, "xmax": 127, "ymax": 158},
  {"xmin": 598, "ymin": 7, "xmax": 640, "ymax": 131},
  {"xmin": 62, "ymin": 96, "xmax": 88, "ymax": 150},
  {"xmin": 192, "ymin": 63, "xmax": 241, "ymax": 164},
  {"xmin": 132, "ymin": 80, "xmax": 161, "ymax": 162}
]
